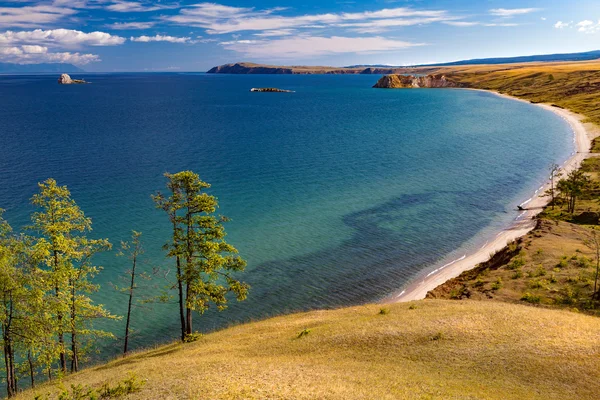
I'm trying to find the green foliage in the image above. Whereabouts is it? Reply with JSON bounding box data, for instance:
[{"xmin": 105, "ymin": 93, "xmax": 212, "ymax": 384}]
[
  {"xmin": 183, "ymin": 332, "xmax": 203, "ymax": 343},
  {"xmin": 521, "ymin": 292, "xmax": 541, "ymax": 303},
  {"xmin": 153, "ymin": 171, "xmax": 249, "ymax": 338},
  {"xmin": 491, "ymin": 278, "xmax": 502, "ymax": 291},
  {"xmin": 534, "ymin": 265, "xmax": 547, "ymax": 277},
  {"xmin": 507, "ymin": 256, "xmax": 526, "ymax": 270},
  {"xmin": 379, "ymin": 307, "xmax": 390, "ymax": 315},
  {"xmin": 511, "ymin": 269, "xmax": 523, "ymax": 280},
  {"xmin": 408, "ymin": 304, "xmax": 417, "ymax": 310}
]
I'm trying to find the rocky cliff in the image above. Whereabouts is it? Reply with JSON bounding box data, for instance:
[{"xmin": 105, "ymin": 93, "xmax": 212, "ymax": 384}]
[{"xmin": 373, "ymin": 74, "xmax": 462, "ymax": 88}]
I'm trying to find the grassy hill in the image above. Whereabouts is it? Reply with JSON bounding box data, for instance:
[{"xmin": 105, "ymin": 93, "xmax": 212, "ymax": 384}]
[{"xmin": 18, "ymin": 300, "xmax": 600, "ymax": 400}]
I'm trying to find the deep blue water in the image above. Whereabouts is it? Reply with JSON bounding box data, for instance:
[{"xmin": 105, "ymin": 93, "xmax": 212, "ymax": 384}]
[{"xmin": 0, "ymin": 73, "xmax": 573, "ymax": 358}]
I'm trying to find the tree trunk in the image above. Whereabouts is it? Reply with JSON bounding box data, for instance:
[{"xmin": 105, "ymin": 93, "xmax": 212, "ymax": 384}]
[
  {"xmin": 54, "ymin": 250, "xmax": 67, "ymax": 373},
  {"xmin": 176, "ymin": 256, "xmax": 186, "ymax": 341},
  {"xmin": 70, "ymin": 283, "xmax": 78, "ymax": 373},
  {"xmin": 28, "ymin": 350, "xmax": 35, "ymax": 388},
  {"xmin": 186, "ymin": 282, "xmax": 192, "ymax": 336},
  {"xmin": 124, "ymin": 254, "xmax": 137, "ymax": 355},
  {"xmin": 3, "ymin": 331, "xmax": 15, "ymax": 397}
]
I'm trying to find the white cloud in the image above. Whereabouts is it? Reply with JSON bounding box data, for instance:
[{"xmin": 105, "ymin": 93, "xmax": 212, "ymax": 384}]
[
  {"xmin": 0, "ymin": 29, "xmax": 126, "ymax": 47},
  {"xmin": 130, "ymin": 34, "xmax": 191, "ymax": 43},
  {"xmin": 106, "ymin": 21, "xmax": 156, "ymax": 30},
  {"xmin": 106, "ymin": 1, "xmax": 179, "ymax": 13},
  {"xmin": 0, "ymin": 4, "xmax": 77, "ymax": 28},
  {"xmin": 0, "ymin": 45, "xmax": 99, "ymax": 64},
  {"xmin": 219, "ymin": 35, "xmax": 421, "ymax": 58},
  {"xmin": 576, "ymin": 19, "xmax": 600, "ymax": 33},
  {"xmin": 253, "ymin": 29, "xmax": 295, "ymax": 37},
  {"xmin": 164, "ymin": 4, "xmax": 458, "ymax": 34},
  {"xmin": 443, "ymin": 21, "xmax": 518, "ymax": 28},
  {"xmin": 554, "ymin": 21, "xmax": 570, "ymax": 29},
  {"xmin": 489, "ymin": 8, "xmax": 539, "ymax": 17}
]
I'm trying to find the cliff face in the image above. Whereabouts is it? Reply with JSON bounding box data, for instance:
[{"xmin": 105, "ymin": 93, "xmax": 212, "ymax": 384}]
[{"xmin": 373, "ymin": 74, "xmax": 462, "ymax": 88}]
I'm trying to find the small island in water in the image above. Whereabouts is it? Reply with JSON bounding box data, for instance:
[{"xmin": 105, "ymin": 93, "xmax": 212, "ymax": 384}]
[
  {"xmin": 58, "ymin": 73, "xmax": 88, "ymax": 84},
  {"xmin": 250, "ymin": 87, "xmax": 295, "ymax": 93}
]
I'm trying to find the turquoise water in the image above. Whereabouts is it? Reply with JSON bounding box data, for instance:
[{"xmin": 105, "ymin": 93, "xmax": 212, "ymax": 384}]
[{"xmin": 0, "ymin": 74, "xmax": 573, "ymax": 358}]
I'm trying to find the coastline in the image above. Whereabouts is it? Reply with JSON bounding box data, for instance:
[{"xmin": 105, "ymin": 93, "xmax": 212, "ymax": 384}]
[{"xmin": 386, "ymin": 89, "xmax": 596, "ymax": 303}]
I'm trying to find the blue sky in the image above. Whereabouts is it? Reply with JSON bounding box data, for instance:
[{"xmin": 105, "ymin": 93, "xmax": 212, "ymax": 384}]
[{"xmin": 1, "ymin": 0, "xmax": 599, "ymax": 71}]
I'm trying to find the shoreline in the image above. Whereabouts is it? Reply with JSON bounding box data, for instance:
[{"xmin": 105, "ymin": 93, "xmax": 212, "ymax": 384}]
[{"xmin": 385, "ymin": 89, "xmax": 596, "ymax": 304}]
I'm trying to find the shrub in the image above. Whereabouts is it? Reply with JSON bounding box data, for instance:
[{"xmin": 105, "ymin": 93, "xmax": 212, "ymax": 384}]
[
  {"xmin": 534, "ymin": 265, "xmax": 547, "ymax": 277},
  {"xmin": 408, "ymin": 304, "xmax": 417, "ymax": 310},
  {"xmin": 297, "ymin": 329, "xmax": 311, "ymax": 339},
  {"xmin": 183, "ymin": 332, "xmax": 203, "ymax": 343},
  {"xmin": 430, "ymin": 332, "xmax": 444, "ymax": 341},
  {"xmin": 549, "ymin": 273, "xmax": 558, "ymax": 283},
  {"xmin": 511, "ymin": 269, "xmax": 523, "ymax": 280},
  {"xmin": 379, "ymin": 307, "xmax": 390, "ymax": 315},
  {"xmin": 521, "ymin": 292, "xmax": 541, "ymax": 303},
  {"xmin": 556, "ymin": 256, "xmax": 569, "ymax": 269},
  {"xmin": 507, "ymin": 256, "xmax": 526, "ymax": 270},
  {"xmin": 528, "ymin": 279, "xmax": 547, "ymax": 289},
  {"xmin": 491, "ymin": 278, "xmax": 502, "ymax": 291},
  {"xmin": 577, "ymin": 256, "xmax": 591, "ymax": 269}
]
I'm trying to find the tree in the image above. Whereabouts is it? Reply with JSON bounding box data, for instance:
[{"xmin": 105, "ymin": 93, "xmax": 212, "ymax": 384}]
[
  {"xmin": 586, "ymin": 229, "xmax": 600, "ymax": 306},
  {"xmin": 548, "ymin": 163, "xmax": 562, "ymax": 209},
  {"xmin": 117, "ymin": 231, "xmax": 144, "ymax": 356},
  {"xmin": 152, "ymin": 181, "xmax": 186, "ymax": 342},
  {"xmin": 29, "ymin": 179, "xmax": 115, "ymax": 374},
  {"xmin": 154, "ymin": 171, "xmax": 249, "ymax": 339},
  {"xmin": 556, "ymin": 170, "xmax": 590, "ymax": 214}
]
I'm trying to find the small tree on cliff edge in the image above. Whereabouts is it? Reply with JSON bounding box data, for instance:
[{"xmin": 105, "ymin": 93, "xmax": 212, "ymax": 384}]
[{"xmin": 153, "ymin": 171, "xmax": 249, "ymax": 340}]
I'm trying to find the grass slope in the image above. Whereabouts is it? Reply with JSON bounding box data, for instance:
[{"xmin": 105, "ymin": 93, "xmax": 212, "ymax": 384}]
[
  {"xmin": 427, "ymin": 60, "xmax": 600, "ymax": 126},
  {"xmin": 20, "ymin": 301, "xmax": 600, "ymax": 400}
]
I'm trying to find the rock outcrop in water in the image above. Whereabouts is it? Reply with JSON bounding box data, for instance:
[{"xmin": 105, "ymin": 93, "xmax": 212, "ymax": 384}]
[
  {"xmin": 250, "ymin": 88, "xmax": 294, "ymax": 93},
  {"xmin": 58, "ymin": 74, "xmax": 87, "ymax": 84},
  {"xmin": 373, "ymin": 74, "xmax": 462, "ymax": 89}
]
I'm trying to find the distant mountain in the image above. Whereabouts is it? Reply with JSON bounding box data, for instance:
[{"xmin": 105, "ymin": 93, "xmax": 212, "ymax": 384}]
[
  {"xmin": 209, "ymin": 50, "xmax": 600, "ymax": 75},
  {"xmin": 0, "ymin": 63, "xmax": 84, "ymax": 73},
  {"xmin": 420, "ymin": 50, "xmax": 600, "ymax": 67}
]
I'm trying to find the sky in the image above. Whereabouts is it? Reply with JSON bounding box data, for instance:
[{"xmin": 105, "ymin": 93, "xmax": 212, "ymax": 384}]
[{"xmin": 1, "ymin": 0, "xmax": 600, "ymax": 71}]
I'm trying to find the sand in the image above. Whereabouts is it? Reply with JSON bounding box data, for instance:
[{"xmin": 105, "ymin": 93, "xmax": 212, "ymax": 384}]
[{"xmin": 387, "ymin": 90, "xmax": 597, "ymax": 303}]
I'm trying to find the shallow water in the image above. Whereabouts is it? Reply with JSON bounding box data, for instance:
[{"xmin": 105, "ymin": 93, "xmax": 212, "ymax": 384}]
[{"xmin": 0, "ymin": 73, "xmax": 573, "ymax": 358}]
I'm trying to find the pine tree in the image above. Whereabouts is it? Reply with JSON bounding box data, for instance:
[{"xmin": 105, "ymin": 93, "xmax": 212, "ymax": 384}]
[{"xmin": 154, "ymin": 171, "xmax": 249, "ymax": 339}]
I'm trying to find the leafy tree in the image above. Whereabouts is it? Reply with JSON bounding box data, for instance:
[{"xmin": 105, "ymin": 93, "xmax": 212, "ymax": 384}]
[
  {"xmin": 585, "ymin": 229, "xmax": 600, "ymax": 306},
  {"xmin": 29, "ymin": 179, "xmax": 115, "ymax": 373},
  {"xmin": 556, "ymin": 170, "xmax": 590, "ymax": 214},
  {"xmin": 154, "ymin": 171, "xmax": 249, "ymax": 339},
  {"xmin": 547, "ymin": 163, "xmax": 562, "ymax": 209}
]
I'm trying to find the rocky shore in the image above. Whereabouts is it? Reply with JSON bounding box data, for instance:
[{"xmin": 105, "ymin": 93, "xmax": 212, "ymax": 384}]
[{"xmin": 373, "ymin": 74, "xmax": 462, "ymax": 88}]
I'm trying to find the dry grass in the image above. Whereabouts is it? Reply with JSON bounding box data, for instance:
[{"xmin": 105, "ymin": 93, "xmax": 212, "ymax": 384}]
[
  {"xmin": 18, "ymin": 300, "xmax": 600, "ymax": 400},
  {"xmin": 418, "ymin": 60, "xmax": 600, "ymax": 126}
]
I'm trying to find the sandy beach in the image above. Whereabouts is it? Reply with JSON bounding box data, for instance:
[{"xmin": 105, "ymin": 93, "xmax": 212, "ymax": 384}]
[{"xmin": 387, "ymin": 90, "xmax": 598, "ymax": 303}]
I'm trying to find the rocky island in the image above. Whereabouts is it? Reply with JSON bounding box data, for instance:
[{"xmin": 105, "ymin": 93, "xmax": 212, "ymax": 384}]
[
  {"xmin": 58, "ymin": 73, "xmax": 88, "ymax": 84},
  {"xmin": 250, "ymin": 87, "xmax": 294, "ymax": 93},
  {"xmin": 373, "ymin": 74, "xmax": 462, "ymax": 88}
]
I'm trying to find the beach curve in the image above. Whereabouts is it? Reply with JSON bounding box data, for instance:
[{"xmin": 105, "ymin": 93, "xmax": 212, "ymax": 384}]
[{"xmin": 386, "ymin": 90, "xmax": 597, "ymax": 304}]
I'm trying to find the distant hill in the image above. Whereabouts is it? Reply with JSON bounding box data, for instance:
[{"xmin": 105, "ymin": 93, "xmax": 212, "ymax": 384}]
[
  {"xmin": 0, "ymin": 63, "xmax": 84, "ymax": 74},
  {"xmin": 429, "ymin": 50, "xmax": 600, "ymax": 67},
  {"xmin": 208, "ymin": 50, "xmax": 600, "ymax": 74}
]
